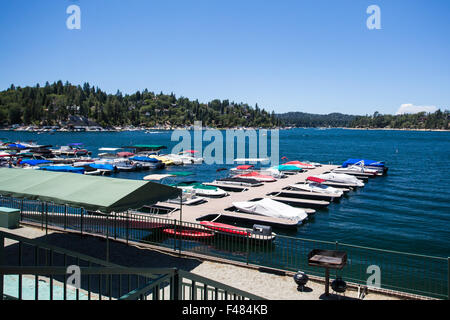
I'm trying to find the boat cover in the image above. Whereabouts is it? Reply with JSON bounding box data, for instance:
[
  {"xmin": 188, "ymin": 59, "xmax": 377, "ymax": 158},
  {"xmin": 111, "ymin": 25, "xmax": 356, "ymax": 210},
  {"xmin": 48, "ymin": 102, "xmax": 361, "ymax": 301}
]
[
  {"xmin": 20, "ymin": 159, "xmax": 52, "ymax": 166},
  {"xmin": 307, "ymin": 176, "xmax": 326, "ymax": 183},
  {"xmin": 232, "ymin": 198, "xmax": 308, "ymax": 222},
  {"xmin": 342, "ymin": 159, "xmax": 385, "ymax": 168},
  {"xmin": 315, "ymin": 173, "xmax": 364, "ymax": 186},
  {"xmin": 39, "ymin": 166, "xmax": 85, "ymax": 174},
  {"xmin": 129, "ymin": 156, "xmax": 159, "ymax": 163},
  {"xmin": 236, "ymin": 165, "xmax": 254, "ymax": 170},
  {"xmin": 89, "ymin": 163, "xmax": 115, "ymax": 171}
]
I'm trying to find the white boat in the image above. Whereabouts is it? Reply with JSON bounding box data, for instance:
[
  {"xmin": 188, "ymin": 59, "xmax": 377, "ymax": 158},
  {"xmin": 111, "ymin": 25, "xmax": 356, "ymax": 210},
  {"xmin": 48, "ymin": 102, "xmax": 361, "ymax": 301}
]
[
  {"xmin": 332, "ymin": 164, "xmax": 379, "ymax": 175},
  {"xmin": 166, "ymin": 190, "xmax": 207, "ymax": 205},
  {"xmin": 173, "ymin": 182, "xmax": 228, "ymax": 198},
  {"xmin": 95, "ymin": 158, "xmax": 139, "ymax": 172},
  {"xmin": 289, "ymin": 182, "xmax": 344, "ymax": 197},
  {"xmin": 314, "ymin": 173, "xmax": 365, "ymax": 187},
  {"xmin": 162, "ymin": 154, "xmax": 184, "ymax": 165},
  {"xmin": 232, "ymin": 198, "xmax": 308, "ymax": 223}
]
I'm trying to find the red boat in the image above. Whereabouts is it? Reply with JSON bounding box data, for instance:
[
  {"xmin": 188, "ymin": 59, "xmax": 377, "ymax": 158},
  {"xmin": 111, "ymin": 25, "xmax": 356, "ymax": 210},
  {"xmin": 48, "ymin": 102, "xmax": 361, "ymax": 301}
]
[
  {"xmin": 162, "ymin": 228, "xmax": 214, "ymax": 239},
  {"xmin": 200, "ymin": 221, "xmax": 250, "ymax": 236},
  {"xmin": 234, "ymin": 171, "xmax": 276, "ymax": 182},
  {"xmin": 200, "ymin": 221, "xmax": 276, "ymax": 241}
]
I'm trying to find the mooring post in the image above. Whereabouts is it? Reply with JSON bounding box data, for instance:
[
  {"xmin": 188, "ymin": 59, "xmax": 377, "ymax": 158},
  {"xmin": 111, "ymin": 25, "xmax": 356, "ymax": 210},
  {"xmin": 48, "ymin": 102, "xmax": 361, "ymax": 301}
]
[{"xmin": 448, "ymin": 257, "xmax": 450, "ymax": 300}]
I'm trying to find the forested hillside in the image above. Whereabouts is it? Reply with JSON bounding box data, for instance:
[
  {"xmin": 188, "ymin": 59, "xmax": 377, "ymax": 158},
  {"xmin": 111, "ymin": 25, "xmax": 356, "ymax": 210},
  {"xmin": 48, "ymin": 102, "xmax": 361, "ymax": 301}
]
[{"xmin": 0, "ymin": 81, "xmax": 280, "ymax": 128}]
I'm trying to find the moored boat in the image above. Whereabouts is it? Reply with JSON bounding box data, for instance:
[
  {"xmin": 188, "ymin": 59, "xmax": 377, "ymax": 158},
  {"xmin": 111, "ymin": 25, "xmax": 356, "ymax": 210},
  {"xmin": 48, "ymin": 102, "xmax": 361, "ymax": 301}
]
[
  {"xmin": 162, "ymin": 228, "xmax": 214, "ymax": 239},
  {"xmin": 232, "ymin": 198, "xmax": 308, "ymax": 224}
]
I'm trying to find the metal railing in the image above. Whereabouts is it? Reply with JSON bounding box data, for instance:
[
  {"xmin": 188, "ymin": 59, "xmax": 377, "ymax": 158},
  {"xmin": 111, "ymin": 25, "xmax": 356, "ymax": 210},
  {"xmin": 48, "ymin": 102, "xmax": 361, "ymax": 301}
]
[
  {"xmin": 0, "ymin": 231, "xmax": 263, "ymax": 300},
  {"xmin": 1, "ymin": 195, "xmax": 448, "ymax": 300}
]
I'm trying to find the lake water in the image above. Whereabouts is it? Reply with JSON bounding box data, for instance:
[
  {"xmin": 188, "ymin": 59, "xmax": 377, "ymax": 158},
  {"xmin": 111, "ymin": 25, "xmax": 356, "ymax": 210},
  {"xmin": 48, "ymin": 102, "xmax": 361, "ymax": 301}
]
[{"xmin": 2, "ymin": 128, "xmax": 449, "ymax": 258}]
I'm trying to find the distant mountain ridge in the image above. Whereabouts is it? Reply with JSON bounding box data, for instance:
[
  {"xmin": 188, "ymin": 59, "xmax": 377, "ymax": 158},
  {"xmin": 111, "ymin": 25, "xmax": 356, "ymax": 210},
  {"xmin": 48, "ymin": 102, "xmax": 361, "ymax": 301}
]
[{"xmin": 276, "ymin": 111, "xmax": 356, "ymax": 127}]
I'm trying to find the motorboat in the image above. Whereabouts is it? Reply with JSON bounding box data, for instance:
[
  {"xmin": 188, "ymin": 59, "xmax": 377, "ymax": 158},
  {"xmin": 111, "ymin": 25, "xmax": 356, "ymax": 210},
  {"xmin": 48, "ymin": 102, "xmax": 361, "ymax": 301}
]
[
  {"xmin": 313, "ymin": 173, "xmax": 364, "ymax": 187},
  {"xmin": 162, "ymin": 154, "xmax": 184, "ymax": 165},
  {"xmin": 272, "ymin": 165, "xmax": 303, "ymax": 174},
  {"xmin": 178, "ymin": 150, "xmax": 204, "ymax": 164},
  {"xmin": 342, "ymin": 159, "xmax": 387, "ymax": 174},
  {"xmin": 283, "ymin": 161, "xmax": 316, "ymax": 169},
  {"xmin": 289, "ymin": 178, "xmax": 344, "ymax": 197},
  {"xmin": 332, "ymin": 164, "xmax": 379, "ymax": 175},
  {"xmin": 148, "ymin": 155, "xmax": 175, "ymax": 166},
  {"xmin": 52, "ymin": 144, "xmax": 90, "ymax": 157},
  {"xmin": 129, "ymin": 156, "xmax": 165, "ymax": 170},
  {"xmin": 233, "ymin": 171, "xmax": 276, "ymax": 182},
  {"xmin": 200, "ymin": 221, "xmax": 276, "ymax": 241},
  {"xmin": 232, "ymin": 198, "xmax": 308, "ymax": 224},
  {"xmin": 162, "ymin": 228, "xmax": 214, "ymax": 239},
  {"xmin": 258, "ymin": 167, "xmax": 285, "ymax": 179},
  {"xmin": 171, "ymin": 181, "xmax": 228, "ymax": 198},
  {"xmin": 216, "ymin": 177, "xmax": 263, "ymax": 187},
  {"xmin": 166, "ymin": 192, "xmax": 207, "ymax": 205},
  {"xmin": 95, "ymin": 158, "xmax": 139, "ymax": 172},
  {"xmin": 39, "ymin": 165, "xmax": 85, "ymax": 174}
]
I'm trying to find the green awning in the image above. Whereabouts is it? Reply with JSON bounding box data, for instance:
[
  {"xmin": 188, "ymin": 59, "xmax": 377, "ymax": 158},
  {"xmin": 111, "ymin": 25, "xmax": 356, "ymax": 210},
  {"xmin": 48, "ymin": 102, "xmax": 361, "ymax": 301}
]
[{"xmin": 0, "ymin": 168, "xmax": 180, "ymax": 213}]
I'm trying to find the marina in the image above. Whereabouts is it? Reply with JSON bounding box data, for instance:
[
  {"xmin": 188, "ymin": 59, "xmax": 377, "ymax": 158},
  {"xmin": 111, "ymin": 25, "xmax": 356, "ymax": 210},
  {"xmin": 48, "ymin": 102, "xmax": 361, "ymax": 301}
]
[{"xmin": 0, "ymin": 129, "xmax": 449, "ymax": 301}]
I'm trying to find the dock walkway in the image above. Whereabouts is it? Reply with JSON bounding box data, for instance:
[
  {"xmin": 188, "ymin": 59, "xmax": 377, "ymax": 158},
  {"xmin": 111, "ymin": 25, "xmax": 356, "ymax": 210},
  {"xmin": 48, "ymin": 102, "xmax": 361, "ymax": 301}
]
[{"xmin": 157, "ymin": 164, "xmax": 339, "ymax": 224}]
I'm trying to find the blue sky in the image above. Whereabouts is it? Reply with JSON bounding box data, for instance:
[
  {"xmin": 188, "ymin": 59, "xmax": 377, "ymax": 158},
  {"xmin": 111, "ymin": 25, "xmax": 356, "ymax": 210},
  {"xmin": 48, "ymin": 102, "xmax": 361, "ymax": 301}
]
[{"xmin": 0, "ymin": 0, "xmax": 449, "ymax": 115}]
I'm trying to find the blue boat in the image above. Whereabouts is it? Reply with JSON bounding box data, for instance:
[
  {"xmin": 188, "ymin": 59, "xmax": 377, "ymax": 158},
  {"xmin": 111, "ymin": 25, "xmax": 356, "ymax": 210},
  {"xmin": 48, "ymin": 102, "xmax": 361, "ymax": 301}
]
[
  {"xmin": 89, "ymin": 163, "xmax": 115, "ymax": 171},
  {"xmin": 129, "ymin": 156, "xmax": 164, "ymax": 170},
  {"xmin": 342, "ymin": 159, "xmax": 388, "ymax": 174},
  {"xmin": 39, "ymin": 166, "xmax": 85, "ymax": 174},
  {"xmin": 20, "ymin": 159, "xmax": 52, "ymax": 166}
]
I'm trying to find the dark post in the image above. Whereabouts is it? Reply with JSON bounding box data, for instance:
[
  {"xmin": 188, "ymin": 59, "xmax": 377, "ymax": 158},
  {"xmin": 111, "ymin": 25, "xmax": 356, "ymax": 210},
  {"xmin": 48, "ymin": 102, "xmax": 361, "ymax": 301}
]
[
  {"xmin": 246, "ymin": 235, "xmax": 250, "ymax": 265},
  {"xmin": 0, "ymin": 235, "xmax": 4, "ymax": 301},
  {"xmin": 126, "ymin": 211, "xmax": 129, "ymax": 245},
  {"xmin": 173, "ymin": 269, "xmax": 180, "ymax": 300},
  {"xmin": 448, "ymin": 257, "xmax": 449, "ymax": 300},
  {"xmin": 64, "ymin": 205, "xmax": 67, "ymax": 230},
  {"xmin": 20, "ymin": 200, "xmax": 23, "ymax": 221},
  {"xmin": 114, "ymin": 212, "xmax": 117, "ymax": 240},
  {"xmin": 45, "ymin": 203, "xmax": 48, "ymax": 235},
  {"xmin": 41, "ymin": 202, "xmax": 44, "ymax": 230},
  {"xmin": 80, "ymin": 209, "xmax": 84, "ymax": 236},
  {"xmin": 173, "ymin": 219, "xmax": 177, "ymax": 251},
  {"xmin": 106, "ymin": 213, "xmax": 109, "ymax": 263},
  {"xmin": 325, "ymin": 268, "xmax": 330, "ymax": 296}
]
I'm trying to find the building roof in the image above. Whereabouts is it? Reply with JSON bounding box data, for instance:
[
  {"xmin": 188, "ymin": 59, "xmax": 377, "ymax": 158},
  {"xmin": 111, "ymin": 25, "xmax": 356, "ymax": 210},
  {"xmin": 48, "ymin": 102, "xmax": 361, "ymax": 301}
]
[{"xmin": 0, "ymin": 168, "xmax": 180, "ymax": 213}]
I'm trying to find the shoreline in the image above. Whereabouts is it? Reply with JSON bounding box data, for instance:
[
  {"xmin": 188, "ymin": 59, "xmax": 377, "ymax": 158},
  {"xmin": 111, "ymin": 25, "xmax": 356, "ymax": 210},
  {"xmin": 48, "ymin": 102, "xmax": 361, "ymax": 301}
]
[
  {"xmin": 340, "ymin": 127, "xmax": 450, "ymax": 132},
  {"xmin": 1, "ymin": 126, "xmax": 449, "ymax": 133}
]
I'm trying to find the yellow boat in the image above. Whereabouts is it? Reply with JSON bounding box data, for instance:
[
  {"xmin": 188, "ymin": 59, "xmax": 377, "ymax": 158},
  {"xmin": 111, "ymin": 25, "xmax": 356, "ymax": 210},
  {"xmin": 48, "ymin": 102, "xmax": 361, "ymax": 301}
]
[{"xmin": 149, "ymin": 155, "xmax": 175, "ymax": 166}]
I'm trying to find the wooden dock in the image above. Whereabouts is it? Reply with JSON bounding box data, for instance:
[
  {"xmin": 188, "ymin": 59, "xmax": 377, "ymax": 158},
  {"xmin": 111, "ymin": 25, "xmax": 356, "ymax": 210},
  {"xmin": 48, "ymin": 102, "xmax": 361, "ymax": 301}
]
[{"xmin": 151, "ymin": 164, "xmax": 340, "ymax": 228}]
